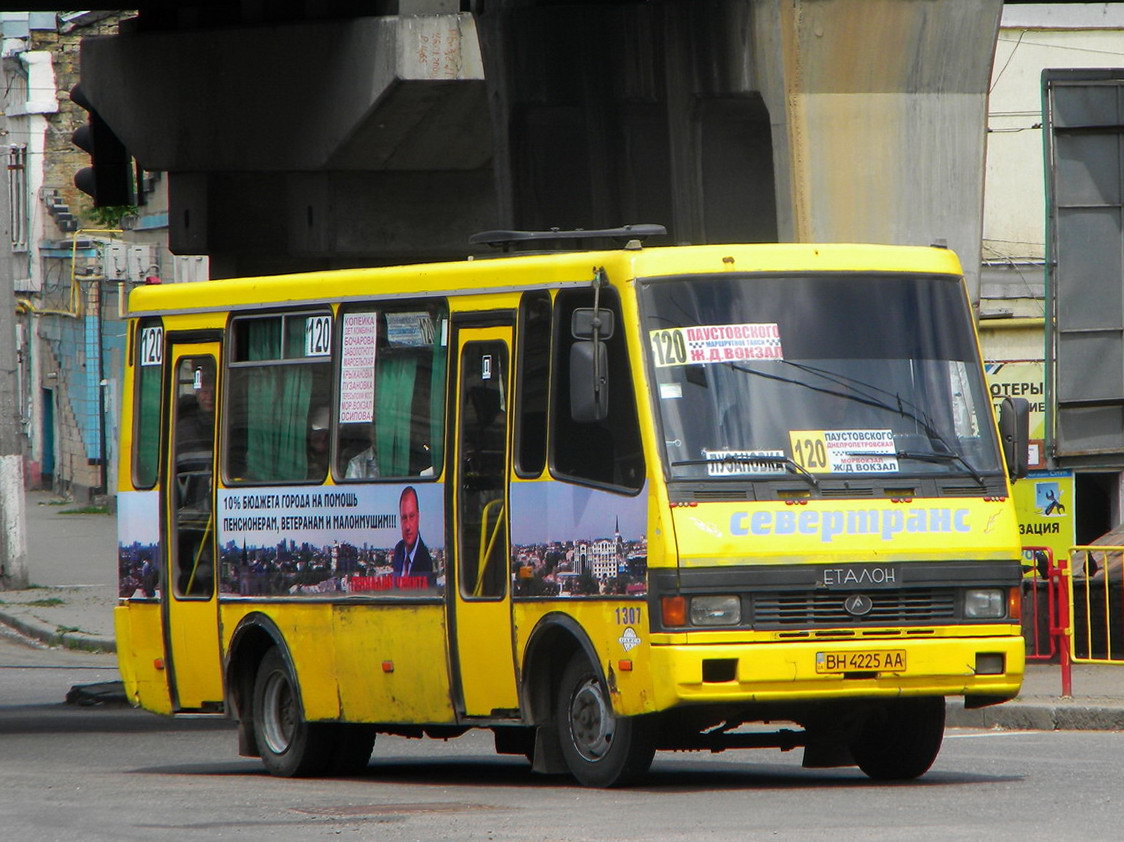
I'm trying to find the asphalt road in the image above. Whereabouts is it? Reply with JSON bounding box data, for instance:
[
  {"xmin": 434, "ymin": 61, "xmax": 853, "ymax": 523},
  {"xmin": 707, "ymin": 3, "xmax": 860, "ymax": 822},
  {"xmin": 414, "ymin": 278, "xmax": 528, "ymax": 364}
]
[{"xmin": 2, "ymin": 630, "xmax": 1120, "ymax": 841}]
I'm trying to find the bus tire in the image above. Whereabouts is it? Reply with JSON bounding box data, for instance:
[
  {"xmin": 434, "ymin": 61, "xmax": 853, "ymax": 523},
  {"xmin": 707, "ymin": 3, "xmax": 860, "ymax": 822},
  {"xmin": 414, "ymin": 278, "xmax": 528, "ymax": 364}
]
[
  {"xmin": 326, "ymin": 724, "xmax": 376, "ymax": 776},
  {"xmin": 555, "ymin": 654, "xmax": 654, "ymax": 787},
  {"xmin": 252, "ymin": 647, "xmax": 333, "ymax": 777},
  {"xmin": 850, "ymin": 697, "xmax": 945, "ymax": 780}
]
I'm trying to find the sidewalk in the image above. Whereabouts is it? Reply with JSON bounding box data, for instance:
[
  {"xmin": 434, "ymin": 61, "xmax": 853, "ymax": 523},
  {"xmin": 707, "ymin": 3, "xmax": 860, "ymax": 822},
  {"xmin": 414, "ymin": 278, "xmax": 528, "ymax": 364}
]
[
  {"xmin": 947, "ymin": 661, "xmax": 1124, "ymax": 731},
  {"xmin": 0, "ymin": 490, "xmax": 117, "ymax": 652},
  {"xmin": 2, "ymin": 489, "xmax": 1124, "ymax": 729}
]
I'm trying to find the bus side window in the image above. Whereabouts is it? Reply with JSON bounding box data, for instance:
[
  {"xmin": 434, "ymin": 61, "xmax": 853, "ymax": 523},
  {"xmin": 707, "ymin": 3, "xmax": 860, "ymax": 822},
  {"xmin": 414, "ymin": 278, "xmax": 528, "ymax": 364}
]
[
  {"xmin": 133, "ymin": 318, "xmax": 164, "ymax": 489},
  {"xmin": 336, "ymin": 302, "xmax": 448, "ymax": 481},
  {"xmin": 224, "ymin": 311, "xmax": 333, "ymax": 484},
  {"xmin": 515, "ymin": 292, "xmax": 551, "ymax": 477},
  {"xmin": 550, "ymin": 287, "xmax": 644, "ymax": 492}
]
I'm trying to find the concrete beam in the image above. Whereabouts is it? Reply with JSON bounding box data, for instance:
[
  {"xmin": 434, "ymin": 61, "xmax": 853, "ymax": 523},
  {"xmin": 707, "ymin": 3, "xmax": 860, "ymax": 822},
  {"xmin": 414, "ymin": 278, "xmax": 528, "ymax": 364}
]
[
  {"xmin": 168, "ymin": 169, "xmax": 498, "ymax": 273},
  {"xmin": 79, "ymin": 13, "xmax": 488, "ymax": 172}
]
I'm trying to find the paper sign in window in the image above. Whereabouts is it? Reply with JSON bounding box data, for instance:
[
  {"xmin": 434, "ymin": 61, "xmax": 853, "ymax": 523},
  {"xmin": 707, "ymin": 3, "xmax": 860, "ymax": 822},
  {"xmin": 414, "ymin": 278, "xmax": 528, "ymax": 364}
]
[
  {"xmin": 339, "ymin": 313, "xmax": 377, "ymax": 424},
  {"xmin": 649, "ymin": 323, "xmax": 783, "ymax": 368},
  {"xmin": 789, "ymin": 429, "xmax": 899, "ymax": 474}
]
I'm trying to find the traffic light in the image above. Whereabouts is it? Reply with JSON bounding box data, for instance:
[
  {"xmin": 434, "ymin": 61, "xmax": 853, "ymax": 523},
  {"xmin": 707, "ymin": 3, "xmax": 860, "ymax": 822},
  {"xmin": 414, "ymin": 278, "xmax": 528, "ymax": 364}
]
[{"xmin": 71, "ymin": 83, "xmax": 134, "ymax": 207}]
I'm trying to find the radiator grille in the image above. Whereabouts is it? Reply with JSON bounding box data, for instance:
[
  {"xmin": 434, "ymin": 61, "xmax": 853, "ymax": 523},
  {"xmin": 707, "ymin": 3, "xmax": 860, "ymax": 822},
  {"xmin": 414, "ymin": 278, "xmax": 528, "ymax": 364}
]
[{"xmin": 753, "ymin": 589, "xmax": 957, "ymax": 627}]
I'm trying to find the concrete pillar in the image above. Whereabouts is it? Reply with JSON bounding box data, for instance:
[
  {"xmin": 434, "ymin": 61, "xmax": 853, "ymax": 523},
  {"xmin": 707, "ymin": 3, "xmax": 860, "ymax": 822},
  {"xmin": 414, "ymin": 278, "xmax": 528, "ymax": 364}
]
[
  {"xmin": 0, "ymin": 136, "xmax": 28, "ymax": 588},
  {"xmin": 754, "ymin": 0, "xmax": 1003, "ymax": 299}
]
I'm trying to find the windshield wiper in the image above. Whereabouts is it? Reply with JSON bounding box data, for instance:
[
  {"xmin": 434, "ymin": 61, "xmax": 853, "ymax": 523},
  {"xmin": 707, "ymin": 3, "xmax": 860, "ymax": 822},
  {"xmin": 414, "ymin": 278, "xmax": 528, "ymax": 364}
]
[
  {"xmin": 894, "ymin": 449, "xmax": 985, "ymax": 486},
  {"xmin": 672, "ymin": 454, "xmax": 819, "ymax": 491},
  {"xmin": 726, "ymin": 360, "xmax": 987, "ymax": 486},
  {"xmin": 841, "ymin": 449, "xmax": 985, "ymax": 486}
]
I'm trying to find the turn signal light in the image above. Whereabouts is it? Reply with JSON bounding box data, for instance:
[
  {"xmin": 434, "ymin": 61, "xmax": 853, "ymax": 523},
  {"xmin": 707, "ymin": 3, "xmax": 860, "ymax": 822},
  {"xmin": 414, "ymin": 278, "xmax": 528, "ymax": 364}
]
[
  {"xmin": 1008, "ymin": 586, "xmax": 1022, "ymax": 622},
  {"xmin": 661, "ymin": 595, "xmax": 687, "ymax": 627}
]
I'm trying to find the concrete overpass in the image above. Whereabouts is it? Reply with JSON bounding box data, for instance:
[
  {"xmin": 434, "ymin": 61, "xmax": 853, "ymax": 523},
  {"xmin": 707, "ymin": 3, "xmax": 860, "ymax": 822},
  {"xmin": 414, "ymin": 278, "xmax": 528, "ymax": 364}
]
[{"xmin": 75, "ymin": 0, "xmax": 1002, "ymax": 296}]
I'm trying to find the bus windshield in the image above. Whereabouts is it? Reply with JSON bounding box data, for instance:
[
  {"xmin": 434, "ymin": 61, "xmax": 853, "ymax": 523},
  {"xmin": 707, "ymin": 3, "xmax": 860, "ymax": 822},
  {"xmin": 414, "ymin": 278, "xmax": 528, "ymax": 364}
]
[{"xmin": 639, "ymin": 271, "xmax": 1003, "ymax": 483}]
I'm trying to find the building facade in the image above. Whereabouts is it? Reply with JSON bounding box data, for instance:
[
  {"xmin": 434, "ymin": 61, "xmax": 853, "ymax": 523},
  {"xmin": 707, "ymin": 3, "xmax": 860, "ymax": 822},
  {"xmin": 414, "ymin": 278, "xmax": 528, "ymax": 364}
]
[
  {"xmin": 1, "ymin": 11, "xmax": 196, "ymax": 501},
  {"xmin": 980, "ymin": 2, "xmax": 1124, "ymax": 546}
]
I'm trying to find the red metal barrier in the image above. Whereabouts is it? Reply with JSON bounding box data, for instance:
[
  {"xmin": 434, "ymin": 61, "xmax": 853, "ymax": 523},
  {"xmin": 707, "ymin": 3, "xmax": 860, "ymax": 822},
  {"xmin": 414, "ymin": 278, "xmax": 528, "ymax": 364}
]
[
  {"xmin": 1022, "ymin": 546, "xmax": 1057, "ymax": 661},
  {"xmin": 1021, "ymin": 546, "xmax": 1072, "ymax": 696},
  {"xmin": 1055, "ymin": 553, "xmax": 1072, "ymax": 697}
]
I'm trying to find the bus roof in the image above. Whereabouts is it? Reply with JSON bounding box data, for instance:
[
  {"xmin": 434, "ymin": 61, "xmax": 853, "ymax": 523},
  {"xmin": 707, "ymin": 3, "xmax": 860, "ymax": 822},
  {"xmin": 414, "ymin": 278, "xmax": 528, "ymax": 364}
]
[{"xmin": 128, "ymin": 242, "xmax": 964, "ymax": 317}]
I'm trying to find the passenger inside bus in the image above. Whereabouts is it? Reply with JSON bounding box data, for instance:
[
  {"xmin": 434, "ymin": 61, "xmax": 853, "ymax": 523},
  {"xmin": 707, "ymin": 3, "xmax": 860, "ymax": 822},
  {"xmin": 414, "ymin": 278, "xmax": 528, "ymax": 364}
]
[
  {"xmin": 345, "ymin": 442, "xmax": 380, "ymax": 478},
  {"xmin": 306, "ymin": 406, "xmax": 330, "ymax": 479},
  {"xmin": 175, "ymin": 366, "xmax": 215, "ymax": 508}
]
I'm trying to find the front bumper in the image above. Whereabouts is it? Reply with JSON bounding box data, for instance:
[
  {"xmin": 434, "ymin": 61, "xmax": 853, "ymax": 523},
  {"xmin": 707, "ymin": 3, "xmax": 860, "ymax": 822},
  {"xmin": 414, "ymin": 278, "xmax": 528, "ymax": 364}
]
[{"xmin": 648, "ymin": 633, "xmax": 1025, "ymax": 710}]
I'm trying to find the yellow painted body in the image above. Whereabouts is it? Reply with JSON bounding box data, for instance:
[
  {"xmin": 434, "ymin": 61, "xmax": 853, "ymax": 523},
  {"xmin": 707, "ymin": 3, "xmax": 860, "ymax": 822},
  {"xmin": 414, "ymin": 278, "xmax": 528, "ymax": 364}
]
[
  {"xmin": 114, "ymin": 603, "xmax": 172, "ymax": 714},
  {"xmin": 670, "ymin": 497, "xmax": 1021, "ymax": 567},
  {"xmin": 647, "ymin": 633, "xmax": 1024, "ymax": 708},
  {"xmin": 113, "ymin": 241, "xmax": 1024, "ymax": 731},
  {"xmin": 218, "ymin": 602, "xmax": 456, "ymax": 722}
]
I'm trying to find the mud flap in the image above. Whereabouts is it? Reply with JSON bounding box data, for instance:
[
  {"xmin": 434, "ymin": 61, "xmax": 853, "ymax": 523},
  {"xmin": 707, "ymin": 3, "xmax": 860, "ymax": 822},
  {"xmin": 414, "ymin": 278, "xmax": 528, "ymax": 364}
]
[
  {"xmin": 237, "ymin": 718, "xmax": 260, "ymax": 758},
  {"xmin": 531, "ymin": 723, "xmax": 568, "ymax": 774}
]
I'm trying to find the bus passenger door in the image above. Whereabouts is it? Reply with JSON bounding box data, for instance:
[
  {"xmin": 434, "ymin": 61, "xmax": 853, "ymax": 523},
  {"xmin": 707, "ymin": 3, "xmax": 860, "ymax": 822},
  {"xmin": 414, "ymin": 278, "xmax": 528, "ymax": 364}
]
[
  {"xmin": 163, "ymin": 340, "xmax": 224, "ymax": 711},
  {"xmin": 450, "ymin": 326, "xmax": 519, "ymax": 718}
]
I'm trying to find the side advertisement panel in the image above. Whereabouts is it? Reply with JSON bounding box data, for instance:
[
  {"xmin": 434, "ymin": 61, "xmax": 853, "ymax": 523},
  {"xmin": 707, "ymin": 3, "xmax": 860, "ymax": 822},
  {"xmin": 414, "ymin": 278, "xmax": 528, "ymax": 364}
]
[
  {"xmin": 216, "ymin": 483, "xmax": 446, "ymax": 597},
  {"xmin": 118, "ymin": 490, "xmax": 162, "ymax": 599},
  {"xmin": 509, "ymin": 482, "xmax": 647, "ymax": 597}
]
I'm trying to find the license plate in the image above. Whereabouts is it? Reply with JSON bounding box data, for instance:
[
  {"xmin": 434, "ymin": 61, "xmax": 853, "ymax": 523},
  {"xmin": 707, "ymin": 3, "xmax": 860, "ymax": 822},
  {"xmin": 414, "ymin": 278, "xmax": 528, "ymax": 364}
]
[{"xmin": 816, "ymin": 650, "xmax": 906, "ymax": 673}]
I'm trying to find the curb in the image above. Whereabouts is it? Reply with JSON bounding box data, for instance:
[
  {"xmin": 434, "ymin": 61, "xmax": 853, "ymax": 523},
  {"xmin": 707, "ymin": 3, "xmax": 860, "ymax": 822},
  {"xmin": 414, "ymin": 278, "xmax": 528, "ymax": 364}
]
[
  {"xmin": 946, "ymin": 697, "xmax": 1124, "ymax": 731},
  {"xmin": 0, "ymin": 608, "xmax": 116, "ymax": 654}
]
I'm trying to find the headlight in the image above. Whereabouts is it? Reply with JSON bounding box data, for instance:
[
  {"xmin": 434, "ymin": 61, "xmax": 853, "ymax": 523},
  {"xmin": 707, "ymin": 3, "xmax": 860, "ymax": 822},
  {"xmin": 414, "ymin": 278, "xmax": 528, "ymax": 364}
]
[
  {"xmin": 690, "ymin": 595, "xmax": 741, "ymax": 626},
  {"xmin": 964, "ymin": 588, "xmax": 1006, "ymax": 619}
]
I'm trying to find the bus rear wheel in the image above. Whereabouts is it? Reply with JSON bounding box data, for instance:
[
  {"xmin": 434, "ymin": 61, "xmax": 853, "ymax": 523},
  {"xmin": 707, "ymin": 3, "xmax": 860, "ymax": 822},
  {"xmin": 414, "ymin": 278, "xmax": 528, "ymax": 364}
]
[
  {"xmin": 850, "ymin": 697, "xmax": 945, "ymax": 780},
  {"xmin": 253, "ymin": 648, "xmax": 334, "ymax": 777},
  {"xmin": 555, "ymin": 654, "xmax": 655, "ymax": 787}
]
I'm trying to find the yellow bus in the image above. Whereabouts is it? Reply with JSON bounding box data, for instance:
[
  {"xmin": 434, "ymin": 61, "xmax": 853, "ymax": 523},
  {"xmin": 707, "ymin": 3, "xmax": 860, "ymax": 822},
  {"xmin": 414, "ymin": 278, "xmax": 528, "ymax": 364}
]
[{"xmin": 115, "ymin": 226, "xmax": 1029, "ymax": 786}]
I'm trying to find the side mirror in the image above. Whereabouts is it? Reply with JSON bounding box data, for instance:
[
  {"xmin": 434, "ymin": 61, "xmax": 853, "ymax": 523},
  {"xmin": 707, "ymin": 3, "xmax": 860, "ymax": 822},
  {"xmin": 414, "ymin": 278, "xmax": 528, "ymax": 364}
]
[
  {"xmin": 570, "ymin": 340, "xmax": 609, "ymax": 423},
  {"xmin": 998, "ymin": 396, "xmax": 1030, "ymax": 480},
  {"xmin": 571, "ymin": 308, "xmax": 615, "ymax": 340}
]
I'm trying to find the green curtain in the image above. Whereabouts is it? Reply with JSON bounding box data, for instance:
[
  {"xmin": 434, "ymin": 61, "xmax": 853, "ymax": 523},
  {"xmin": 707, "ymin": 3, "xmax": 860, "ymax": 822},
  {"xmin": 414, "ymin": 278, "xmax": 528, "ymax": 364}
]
[
  {"xmin": 375, "ymin": 355, "xmax": 418, "ymax": 476},
  {"xmin": 244, "ymin": 319, "xmax": 311, "ymax": 481},
  {"xmin": 135, "ymin": 364, "xmax": 162, "ymax": 486}
]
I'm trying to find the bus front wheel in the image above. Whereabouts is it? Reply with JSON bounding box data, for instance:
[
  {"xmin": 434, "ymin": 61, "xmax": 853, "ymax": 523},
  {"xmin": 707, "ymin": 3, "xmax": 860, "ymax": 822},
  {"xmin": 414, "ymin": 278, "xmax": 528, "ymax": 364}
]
[
  {"xmin": 253, "ymin": 647, "xmax": 334, "ymax": 777},
  {"xmin": 555, "ymin": 654, "xmax": 655, "ymax": 787},
  {"xmin": 850, "ymin": 697, "xmax": 945, "ymax": 780}
]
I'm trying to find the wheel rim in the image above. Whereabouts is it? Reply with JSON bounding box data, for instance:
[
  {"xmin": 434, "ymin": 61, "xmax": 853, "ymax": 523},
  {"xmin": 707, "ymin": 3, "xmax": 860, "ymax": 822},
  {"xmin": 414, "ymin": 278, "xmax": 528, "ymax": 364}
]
[
  {"xmin": 260, "ymin": 669, "xmax": 297, "ymax": 756},
  {"xmin": 568, "ymin": 676, "xmax": 615, "ymax": 762}
]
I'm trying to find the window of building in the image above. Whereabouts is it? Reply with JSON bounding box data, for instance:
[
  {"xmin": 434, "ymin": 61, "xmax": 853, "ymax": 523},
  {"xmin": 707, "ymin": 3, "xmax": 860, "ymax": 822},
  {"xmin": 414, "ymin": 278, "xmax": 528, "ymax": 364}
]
[
  {"xmin": 335, "ymin": 301, "xmax": 448, "ymax": 481},
  {"xmin": 224, "ymin": 310, "xmax": 334, "ymax": 483},
  {"xmin": 550, "ymin": 287, "xmax": 644, "ymax": 492}
]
